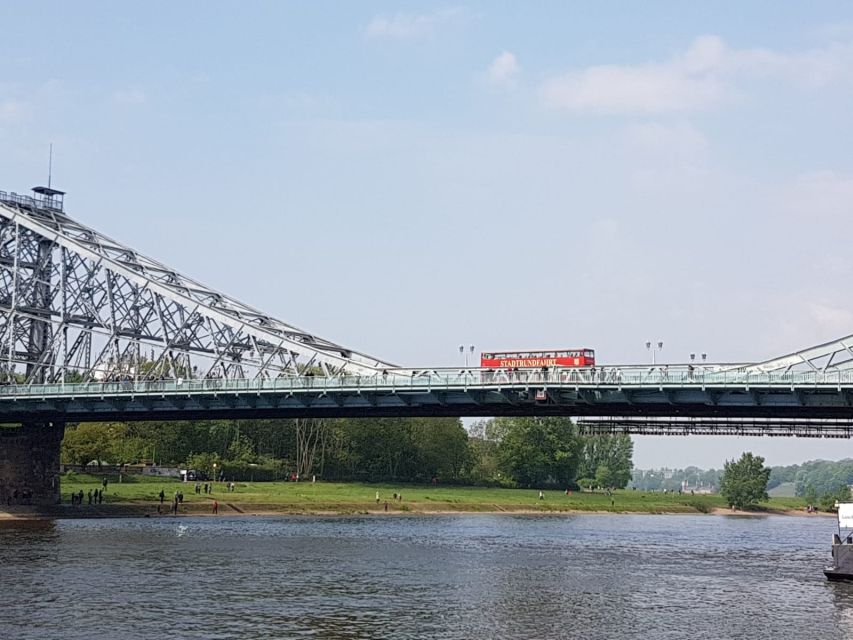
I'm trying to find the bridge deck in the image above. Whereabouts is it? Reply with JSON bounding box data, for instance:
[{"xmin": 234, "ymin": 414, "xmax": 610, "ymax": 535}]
[{"xmin": 3, "ymin": 369, "xmax": 853, "ymax": 435}]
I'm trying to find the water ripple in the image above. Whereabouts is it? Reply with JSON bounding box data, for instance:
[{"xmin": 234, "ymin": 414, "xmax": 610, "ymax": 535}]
[{"xmin": 0, "ymin": 514, "xmax": 850, "ymax": 639}]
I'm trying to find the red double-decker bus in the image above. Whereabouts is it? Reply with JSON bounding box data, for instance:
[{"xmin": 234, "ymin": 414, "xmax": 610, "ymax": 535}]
[{"xmin": 480, "ymin": 349, "xmax": 595, "ymax": 369}]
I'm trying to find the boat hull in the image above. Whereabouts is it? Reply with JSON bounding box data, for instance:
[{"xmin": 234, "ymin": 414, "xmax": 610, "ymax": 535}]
[
  {"xmin": 826, "ymin": 537, "xmax": 853, "ymax": 581},
  {"xmin": 824, "ymin": 567, "xmax": 853, "ymax": 581}
]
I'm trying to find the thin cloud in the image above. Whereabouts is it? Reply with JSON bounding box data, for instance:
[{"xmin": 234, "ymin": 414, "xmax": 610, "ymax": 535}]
[
  {"xmin": 486, "ymin": 51, "xmax": 521, "ymax": 88},
  {"xmin": 541, "ymin": 35, "xmax": 853, "ymax": 114},
  {"xmin": 622, "ymin": 122, "xmax": 709, "ymax": 159},
  {"xmin": 0, "ymin": 99, "xmax": 28, "ymax": 123},
  {"xmin": 364, "ymin": 7, "xmax": 464, "ymax": 40},
  {"xmin": 112, "ymin": 88, "xmax": 147, "ymax": 105},
  {"xmin": 781, "ymin": 170, "xmax": 853, "ymax": 220}
]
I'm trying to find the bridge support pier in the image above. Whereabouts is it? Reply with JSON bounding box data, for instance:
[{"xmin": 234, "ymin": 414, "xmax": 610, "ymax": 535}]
[{"xmin": 0, "ymin": 422, "xmax": 65, "ymax": 507}]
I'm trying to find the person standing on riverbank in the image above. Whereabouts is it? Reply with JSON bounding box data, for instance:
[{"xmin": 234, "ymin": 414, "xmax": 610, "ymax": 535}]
[{"xmin": 212, "ymin": 500, "xmax": 219, "ymax": 514}]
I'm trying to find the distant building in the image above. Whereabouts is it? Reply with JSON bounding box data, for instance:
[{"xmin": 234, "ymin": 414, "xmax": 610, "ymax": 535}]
[{"xmin": 681, "ymin": 480, "xmax": 715, "ymax": 494}]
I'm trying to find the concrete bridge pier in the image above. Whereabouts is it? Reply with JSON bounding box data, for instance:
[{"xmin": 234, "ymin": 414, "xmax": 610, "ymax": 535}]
[{"xmin": 0, "ymin": 422, "xmax": 65, "ymax": 507}]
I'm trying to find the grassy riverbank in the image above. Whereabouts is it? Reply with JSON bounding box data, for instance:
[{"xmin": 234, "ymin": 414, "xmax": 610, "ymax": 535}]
[{"xmin": 47, "ymin": 473, "xmax": 815, "ymax": 517}]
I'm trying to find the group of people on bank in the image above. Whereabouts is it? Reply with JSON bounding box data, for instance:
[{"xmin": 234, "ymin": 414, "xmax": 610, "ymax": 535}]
[
  {"xmin": 158, "ymin": 483, "xmax": 230, "ymax": 515},
  {"xmin": 69, "ymin": 477, "xmax": 109, "ymax": 506}
]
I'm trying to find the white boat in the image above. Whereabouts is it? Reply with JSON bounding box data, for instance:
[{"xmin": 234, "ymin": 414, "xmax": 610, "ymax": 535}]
[{"xmin": 824, "ymin": 502, "xmax": 853, "ymax": 581}]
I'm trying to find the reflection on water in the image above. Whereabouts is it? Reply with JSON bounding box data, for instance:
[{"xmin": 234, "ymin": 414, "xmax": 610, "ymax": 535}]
[{"xmin": 1, "ymin": 514, "xmax": 852, "ymax": 639}]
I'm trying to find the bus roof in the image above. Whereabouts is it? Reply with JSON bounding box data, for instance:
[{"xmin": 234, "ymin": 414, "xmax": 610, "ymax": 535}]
[{"xmin": 482, "ymin": 348, "xmax": 593, "ymax": 355}]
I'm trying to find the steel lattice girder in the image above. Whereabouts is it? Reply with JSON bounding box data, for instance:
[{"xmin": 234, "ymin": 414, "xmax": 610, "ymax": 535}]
[
  {"xmin": 0, "ymin": 197, "xmax": 394, "ymax": 383},
  {"xmin": 575, "ymin": 416, "xmax": 853, "ymax": 437},
  {"xmin": 735, "ymin": 334, "xmax": 853, "ymax": 374}
]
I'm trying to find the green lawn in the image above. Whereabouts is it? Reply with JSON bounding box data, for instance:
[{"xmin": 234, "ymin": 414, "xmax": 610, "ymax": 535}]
[{"xmin": 60, "ymin": 473, "xmax": 807, "ymax": 515}]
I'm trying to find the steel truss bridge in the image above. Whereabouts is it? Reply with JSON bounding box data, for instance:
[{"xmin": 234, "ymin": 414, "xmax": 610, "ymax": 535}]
[{"xmin": 3, "ymin": 186, "xmax": 853, "ymax": 437}]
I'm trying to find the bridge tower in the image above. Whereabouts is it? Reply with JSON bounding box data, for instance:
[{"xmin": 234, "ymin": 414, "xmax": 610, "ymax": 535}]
[{"xmin": 0, "ymin": 186, "xmax": 66, "ymax": 506}]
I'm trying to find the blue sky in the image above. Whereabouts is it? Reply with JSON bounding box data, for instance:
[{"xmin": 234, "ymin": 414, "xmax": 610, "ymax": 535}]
[{"xmin": 3, "ymin": 2, "xmax": 853, "ymax": 467}]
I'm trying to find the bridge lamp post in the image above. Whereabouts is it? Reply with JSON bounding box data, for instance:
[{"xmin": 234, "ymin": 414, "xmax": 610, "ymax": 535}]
[
  {"xmin": 459, "ymin": 345, "xmax": 475, "ymax": 368},
  {"xmin": 646, "ymin": 341, "xmax": 663, "ymax": 365},
  {"xmin": 689, "ymin": 353, "xmax": 708, "ymax": 363}
]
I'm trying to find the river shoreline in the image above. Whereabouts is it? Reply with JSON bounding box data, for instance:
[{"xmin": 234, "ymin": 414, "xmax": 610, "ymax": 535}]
[
  {"xmin": 0, "ymin": 503, "xmax": 833, "ymax": 521},
  {"xmin": 9, "ymin": 478, "xmax": 812, "ymax": 521}
]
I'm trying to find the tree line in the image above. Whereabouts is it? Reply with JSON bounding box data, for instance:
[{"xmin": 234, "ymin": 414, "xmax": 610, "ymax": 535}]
[
  {"xmin": 60, "ymin": 416, "xmax": 634, "ymax": 489},
  {"xmin": 634, "ymin": 458, "xmax": 853, "ymax": 499},
  {"xmin": 634, "ymin": 456, "xmax": 853, "ymax": 510},
  {"xmin": 769, "ymin": 459, "xmax": 853, "ymax": 505}
]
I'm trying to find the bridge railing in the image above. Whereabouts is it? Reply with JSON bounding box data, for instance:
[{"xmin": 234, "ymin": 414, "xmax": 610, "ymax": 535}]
[
  {"xmin": 0, "ymin": 191, "xmax": 62, "ymax": 213},
  {"xmin": 1, "ymin": 366, "xmax": 853, "ymax": 399}
]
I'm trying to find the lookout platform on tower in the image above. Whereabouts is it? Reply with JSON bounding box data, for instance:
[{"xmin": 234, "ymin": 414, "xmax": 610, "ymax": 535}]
[{"xmin": 31, "ymin": 186, "xmax": 65, "ymax": 212}]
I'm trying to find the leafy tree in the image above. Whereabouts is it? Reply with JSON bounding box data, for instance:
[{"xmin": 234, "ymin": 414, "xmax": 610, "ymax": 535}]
[
  {"xmin": 227, "ymin": 433, "xmax": 256, "ymax": 465},
  {"xmin": 344, "ymin": 417, "xmax": 418, "ymax": 480},
  {"xmin": 578, "ymin": 434, "xmax": 634, "ymax": 489},
  {"xmin": 819, "ymin": 485, "xmax": 852, "ymax": 512},
  {"xmin": 61, "ymin": 422, "xmax": 126, "ymax": 468},
  {"xmin": 804, "ymin": 483, "xmax": 819, "ymax": 506},
  {"xmin": 793, "ymin": 459, "xmax": 853, "ymax": 497},
  {"xmin": 484, "ymin": 417, "xmax": 512, "ymax": 443},
  {"xmin": 465, "ymin": 438, "xmax": 502, "ymax": 485},
  {"xmin": 186, "ymin": 452, "xmax": 222, "ymax": 479},
  {"xmin": 577, "ymin": 477, "xmax": 595, "ymax": 490},
  {"xmin": 595, "ymin": 465, "xmax": 614, "ymax": 489},
  {"xmin": 497, "ymin": 417, "xmax": 580, "ymax": 487},
  {"xmin": 467, "ymin": 419, "xmax": 489, "ymax": 440},
  {"xmin": 720, "ymin": 452, "xmax": 771, "ymax": 509},
  {"xmin": 412, "ymin": 418, "xmax": 471, "ymax": 481}
]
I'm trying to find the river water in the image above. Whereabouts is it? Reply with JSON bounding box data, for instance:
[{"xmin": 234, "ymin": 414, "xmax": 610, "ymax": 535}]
[{"xmin": 0, "ymin": 513, "xmax": 851, "ymax": 639}]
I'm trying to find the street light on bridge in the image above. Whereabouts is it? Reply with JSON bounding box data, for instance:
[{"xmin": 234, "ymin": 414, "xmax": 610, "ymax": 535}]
[
  {"xmin": 459, "ymin": 344, "xmax": 475, "ymax": 367},
  {"xmin": 646, "ymin": 340, "xmax": 663, "ymax": 365},
  {"xmin": 689, "ymin": 353, "xmax": 708, "ymax": 363}
]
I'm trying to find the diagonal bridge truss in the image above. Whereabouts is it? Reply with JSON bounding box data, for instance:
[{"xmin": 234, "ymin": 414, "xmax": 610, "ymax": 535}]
[{"xmin": 0, "ymin": 187, "xmax": 394, "ymax": 384}]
